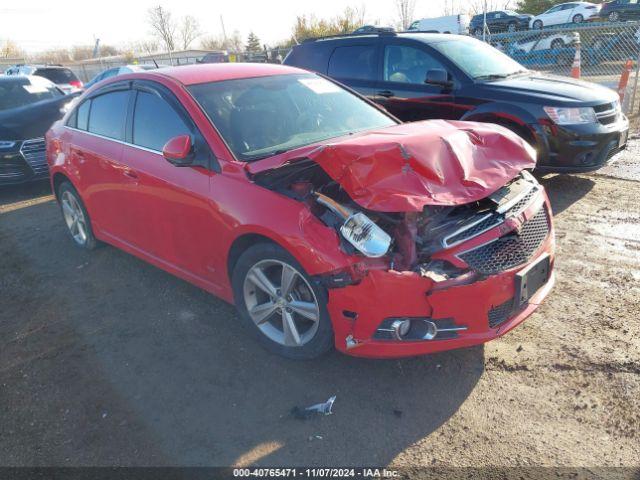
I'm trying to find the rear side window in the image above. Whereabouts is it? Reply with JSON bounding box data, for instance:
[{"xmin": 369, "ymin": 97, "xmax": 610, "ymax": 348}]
[
  {"xmin": 328, "ymin": 46, "xmax": 377, "ymax": 81},
  {"xmin": 34, "ymin": 68, "xmax": 78, "ymax": 84},
  {"xmin": 87, "ymin": 90, "xmax": 129, "ymax": 140},
  {"xmin": 132, "ymin": 91, "xmax": 190, "ymax": 151}
]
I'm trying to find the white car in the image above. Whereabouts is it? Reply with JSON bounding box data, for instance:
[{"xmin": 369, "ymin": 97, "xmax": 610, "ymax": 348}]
[
  {"xmin": 408, "ymin": 14, "xmax": 470, "ymax": 34},
  {"xmin": 3, "ymin": 65, "xmax": 83, "ymax": 94},
  {"xmin": 530, "ymin": 2, "xmax": 601, "ymax": 29},
  {"xmin": 512, "ymin": 33, "xmax": 576, "ymax": 52}
]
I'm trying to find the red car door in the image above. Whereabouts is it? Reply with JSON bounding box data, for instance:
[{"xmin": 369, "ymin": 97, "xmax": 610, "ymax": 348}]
[
  {"xmin": 66, "ymin": 88, "xmax": 136, "ymax": 243},
  {"xmin": 119, "ymin": 84, "xmax": 220, "ymax": 285}
]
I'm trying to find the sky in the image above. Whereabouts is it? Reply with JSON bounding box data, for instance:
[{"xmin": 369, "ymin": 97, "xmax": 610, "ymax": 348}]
[{"xmin": 0, "ymin": 0, "xmax": 459, "ymax": 53}]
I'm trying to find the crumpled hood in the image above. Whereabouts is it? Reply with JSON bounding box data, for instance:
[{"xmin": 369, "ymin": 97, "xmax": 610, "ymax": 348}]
[{"xmin": 307, "ymin": 120, "xmax": 536, "ymax": 212}]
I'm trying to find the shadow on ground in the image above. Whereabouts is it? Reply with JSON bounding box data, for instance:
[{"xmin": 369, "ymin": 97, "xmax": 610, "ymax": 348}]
[
  {"xmin": 0, "ymin": 198, "xmax": 484, "ymax": 466},
  {"xmin": 0, "ymin": 181, "xmax": 52, "ymax": 208},
  {"xmin": 536, "ymin": 174, "xmax": 595, "ymax": 215}
]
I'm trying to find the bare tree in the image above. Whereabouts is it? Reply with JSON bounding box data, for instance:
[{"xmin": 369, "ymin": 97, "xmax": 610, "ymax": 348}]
[
  {"xmin": 395, "ymin": 0, "xmax": 417, "ymax": 30},
  {"xmin": 0, "ymin": 39, "xmax": 24, "ymax": 58},
  {"xmin": 467, "ymin": 0, "xmax": 513, "ymax": 14},
  {"xmin": 148, "ymin": 5, "xmax": 176, "ymax": 52},
  {"xmin": 179, "ymin": 16, "xmax": 201, "ymax": 50}
]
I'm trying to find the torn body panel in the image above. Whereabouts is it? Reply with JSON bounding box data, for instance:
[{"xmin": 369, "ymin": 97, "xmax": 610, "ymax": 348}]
[{"xmin": 305, "ymin": 120, "xmax": 537, "ymax": 212}]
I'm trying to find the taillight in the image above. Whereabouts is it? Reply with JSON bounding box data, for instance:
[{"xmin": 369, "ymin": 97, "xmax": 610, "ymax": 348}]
[{"xmin": 69, "ymin": 80, "xmax": 83, "ymax": 88}]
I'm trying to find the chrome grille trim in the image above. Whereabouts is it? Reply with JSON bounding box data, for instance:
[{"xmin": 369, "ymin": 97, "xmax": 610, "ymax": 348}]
[{"xmin": 19, "ymin": 138, "xmax": 48, "ymax": 176}]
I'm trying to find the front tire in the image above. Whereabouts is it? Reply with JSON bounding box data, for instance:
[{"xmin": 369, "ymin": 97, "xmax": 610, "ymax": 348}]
[
  {"xmin": 58, "ymin": 181, "xmax": 97, "ymax": 250},
  {"xmin": 232, "ymin": 243, "xmax": 334, "ymax": 359},
  {"xmin": 533, "ymin": 20, "xmax": 543, "ymax": 29},
  {"xmin": 608, "ymin": 11, "xmax": 620, "ymax": 22},
  {"xmin": 572, "ymin": 14, "xmax": 584, "ymax": 23},
  {"xmin": 507, "ymin": 21, "xmax": 517, "ymax": 32}
]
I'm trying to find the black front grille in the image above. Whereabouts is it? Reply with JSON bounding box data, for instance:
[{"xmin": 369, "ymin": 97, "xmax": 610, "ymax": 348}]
[
  {"xmin": 594, "ymin": 102, "xmax": 620, "ymax": 126},
  {"xmin": 20, "ymin": 138, "xmax": 48, "ymax": 177},
  {"xmin": 458, "ymin": 207, "xmax": 550, "ymax": 275},
  {"xmin": 509, "ymin": 186, "xmax": 539, "ymax": 215},
  {"xmin": 488, "ymin": 298, "xmax": 515, "ymax": 328}
]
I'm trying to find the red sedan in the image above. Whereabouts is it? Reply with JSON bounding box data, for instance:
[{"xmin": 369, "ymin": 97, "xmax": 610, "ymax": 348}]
[{"xmin": 46, "ymin": 64, "xmax": 555, "ymax": 359}]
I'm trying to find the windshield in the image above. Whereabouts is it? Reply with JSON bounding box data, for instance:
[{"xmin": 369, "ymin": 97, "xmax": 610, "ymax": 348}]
[
  {"xmin": 34, "ymin": 68, "xmax": 78, "ymax": 84},
  {"xmin": 0, "ymin": 77, "xmax": 63, "ymax": 111},
  {"xmin": 432, "ymin": 38, "xmax": 527, "ymax": 80},
  {"xmin": 188, "ymin": 73, "xmax": 396, "ymax": 161}
]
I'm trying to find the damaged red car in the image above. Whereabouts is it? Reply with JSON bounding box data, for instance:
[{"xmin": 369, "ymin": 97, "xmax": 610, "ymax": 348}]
[{"xmin": 46, "ymin": 64, "xmax": 555, "ymax": 359}]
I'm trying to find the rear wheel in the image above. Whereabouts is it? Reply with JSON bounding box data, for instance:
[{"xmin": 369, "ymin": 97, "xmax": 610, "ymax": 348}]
[
  {"xmin": 474, "ymin": 27, "xmax": 483, "ymax": 36},
  {"xmin": 507, "ymin": 21, "xmax": 518, "ymax": 32},
  {"xmin": 608, "ymin": 11, "xmax": 620, "ymax": 22},
  {"xmin": 58, "ymin": 181, "xmax": 97, "ymax": 250},
  {"xmin": 551, "ymin": 38, "xmax": 565, "ymax": 50},
  {"xmin": 572, "ymin": 13, "xmax": 584, "ymax": 23},
  {"xmin": 533, "ymin": 20, "xmax": 543, "ymax": 29},
  {"xmin": 232, "ymin": 243, "xmax": 334, "ymax": 359}
]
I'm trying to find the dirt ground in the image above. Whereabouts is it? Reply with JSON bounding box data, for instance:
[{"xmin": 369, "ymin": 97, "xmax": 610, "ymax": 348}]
[{"xmin": 0, "ymin": 141, "xmax": 639, "ymax": 470}]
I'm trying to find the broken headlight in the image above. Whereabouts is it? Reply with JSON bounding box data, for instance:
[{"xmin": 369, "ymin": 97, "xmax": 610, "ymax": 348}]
[{"xmin": 340, "ymin": 212, "xmax": 391, "ymax": 258}]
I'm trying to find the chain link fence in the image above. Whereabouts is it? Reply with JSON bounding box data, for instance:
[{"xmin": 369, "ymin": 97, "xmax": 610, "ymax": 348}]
[{"xmin": 476, "ymin": 21, "xmax": 640, "ymax": 115}]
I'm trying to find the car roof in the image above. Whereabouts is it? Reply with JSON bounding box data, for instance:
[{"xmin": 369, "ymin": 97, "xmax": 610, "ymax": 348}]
[
  {"xmin": 140, "ymin": 63, "xmax": 308, "ymax": 86},
  {"xmin": 0, "ymin": 74, "xmax": 53, "ymax": 85},
  {"xmin": 301, "ymin": 32, "xmax": 462, "ymax": 46}
]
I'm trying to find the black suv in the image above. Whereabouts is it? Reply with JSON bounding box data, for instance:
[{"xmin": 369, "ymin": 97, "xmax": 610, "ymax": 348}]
[
  {"xmin": 284, "ymin": 32, "xmax": 629, "ymax": 173},
  {"xmin": 469, "ymin": 10, "xmax": 532, "ymax": 35},
  {"xmin": 0, "ymin": 76, "xmax": 78, "ymax": 185}
]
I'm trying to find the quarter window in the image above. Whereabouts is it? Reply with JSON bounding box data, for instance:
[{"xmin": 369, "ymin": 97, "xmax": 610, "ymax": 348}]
[
  {"xmin": 328, "ymin": 46, "xmax": 377, "ymax": 81},
  {"xmin": 76, "ymin": 101, "xmax": 90, "ymax": 130},
  {"xmin": 132, "ymin": 91, "xmax": 191, "ymax": 152},
  {"xmin": 383, "ymin": 45, "xmax": 446, "ymax": 84},
  {"xmin": 87, "ymin": 90, "xmax": 129, "ymax": 140}
]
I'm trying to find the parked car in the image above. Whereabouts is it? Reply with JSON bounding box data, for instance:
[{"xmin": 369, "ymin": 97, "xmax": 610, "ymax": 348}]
[
  {"xmin": 197, "ymin": 51, "xmax": 230, "ymax": 63},
  {"xmin": 284, "ymin": 32, "xmax": 629, "ymax": 173},
  {"xmin": 84, "ymin": 64, "xmax": 161, "ymax": 89},
  {"xmin": 408, "ymin": 14, "xmax": 470, "ymax": 34},
  {"xmin": 4, "ymin": 65, "xmax": 83, "ymax": 94},
  {"xmin": 0, "ymin": 75, "xmax": 78, "ymax": 185},
  {"xmin": 46, "ymin": 63, "xmax": 555, "ymax": 359},
  {"xmin": 511, "ymin": 33, "xmax": 576, "ymax": 52},
  {"xmin": 600, "ymin": 0, "xmax": 640, "ymax": 21},
  {"xmin": 530, "ymin": 2, "xmax": 601, "ymax": 28},
  {"xmin": 354, "ymin": 25, "xmax": 395, "ymax": 34},
  {"xmin": 470, "ymin": 10, "xmax": 532, "ymax": 35}
]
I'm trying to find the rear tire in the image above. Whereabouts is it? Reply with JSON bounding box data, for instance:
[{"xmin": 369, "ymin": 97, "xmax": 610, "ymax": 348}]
[
  {"xmin": 474, "ymin": 27, "xmax": 483, "ymax": 36},
  {"xmin": 572, "ymin": 14, "xmax": 584, "ymax": 23},
  {"xmin": 231, "ymin": 242, "xmax": 334, "ymax": 360},
  {"xmin": 57, "ymin": 181, "xmax": 98, "ymax": 250},
  {"xmin": 608, "ymin": 11, "xmax": 620, "ymax": 22}
]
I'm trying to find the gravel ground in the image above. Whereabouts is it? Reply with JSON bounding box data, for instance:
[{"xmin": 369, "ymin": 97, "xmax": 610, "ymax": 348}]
[{"xmin": 0, "ymin": 143, "xmax": 638, "ymax": 470}]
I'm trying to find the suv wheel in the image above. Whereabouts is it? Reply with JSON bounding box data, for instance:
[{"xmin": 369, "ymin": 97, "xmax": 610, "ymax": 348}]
[
  {"xmin": 232, "ymin": 243, "xmax": 334, "ymax": 359},
  {"xmin": 507, "ymin": 21, "xmax": 517, "ymax": 32},
  {"xmin": 58, "ymin": 182, "xmax": 98, "ymax": 250}
]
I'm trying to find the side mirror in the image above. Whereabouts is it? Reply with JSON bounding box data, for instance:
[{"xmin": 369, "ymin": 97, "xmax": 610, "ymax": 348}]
[
  {"xmin": 162, "ymin": 135, "xmax": 194, "ymax": 166},
  {"xmin": 425, "ymin": 69, "xmax": 453, "ymax": 88}
]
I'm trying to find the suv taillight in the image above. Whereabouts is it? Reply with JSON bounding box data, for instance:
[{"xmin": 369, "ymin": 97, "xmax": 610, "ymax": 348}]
[{"xmin": 69, "ymin": 80, "xmax": 83, "ymax": 88}]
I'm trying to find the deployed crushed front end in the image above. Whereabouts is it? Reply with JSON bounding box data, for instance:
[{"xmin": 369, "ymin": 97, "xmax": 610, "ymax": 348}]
[
  {"xmin": 253, "ymin": 120, "xmax": 555, "ymax": 358},
  {"xmin": 324, "ymin": 171, "xmax": 555, "ymax": 357}
]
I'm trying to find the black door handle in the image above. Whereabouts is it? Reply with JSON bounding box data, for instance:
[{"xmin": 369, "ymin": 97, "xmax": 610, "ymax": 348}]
[{"xmin": 377, "ymin": 90, "xmax": 395, "ymax": 98}]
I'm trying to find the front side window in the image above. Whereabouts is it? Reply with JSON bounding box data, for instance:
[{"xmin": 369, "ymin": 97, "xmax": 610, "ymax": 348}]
[
  {"xmin": 133, "ymin": 91, "xmax": 191, "ymax": 151},
  {"xmin": 431, "ymin": 37, "xmax": 526, "ymax": 79},
  {"xmin": 328, "ymin": 45, "xmax": 377, "ymax": 81},
  {"xmin": 87, "ymin": 90, "xmax": 129, "ymax": 140},
  {"xmin": 383, "ymin": 45, "xmax": 446, "ymax": 84},
  {"xmin": 188, "ymin": 73, "xmax": 396, "ymax": 161}
]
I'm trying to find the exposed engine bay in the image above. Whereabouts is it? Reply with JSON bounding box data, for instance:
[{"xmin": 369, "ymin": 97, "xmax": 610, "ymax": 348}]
[{"xmin": 252, "ymin": 158, "xmax": 540, "ymax": 280}]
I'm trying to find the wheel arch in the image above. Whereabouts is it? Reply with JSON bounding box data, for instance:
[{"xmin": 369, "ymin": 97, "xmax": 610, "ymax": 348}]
[
  {"xmin": 461, "ymin": 105, "xmax": 538, "ymax": 146},
  {"xmin": 52, "ymin": 171, "xmax": 75, "ymax": 200}
]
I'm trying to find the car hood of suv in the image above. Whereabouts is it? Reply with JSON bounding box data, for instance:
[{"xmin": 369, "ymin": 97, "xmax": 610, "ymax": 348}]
[
  {"xmin": 299, "ymin": 120, "xmax": 536, "ymax": 212},
  {"xmin": 0, "ymin": 94, "xmax": 77, "ymax": 141},
  {"xmin": 479, "ymin": 73, "xmax": 619, "ymax": 105}
]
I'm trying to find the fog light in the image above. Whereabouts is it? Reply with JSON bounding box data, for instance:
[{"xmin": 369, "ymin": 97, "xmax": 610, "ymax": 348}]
[
  {"xmin": 391, "ymin": 319, "xmax": 412, "ymax": 340},
  {"xmin": 421, "ymin": 320, "xmax": 438, "ymax": 340}
]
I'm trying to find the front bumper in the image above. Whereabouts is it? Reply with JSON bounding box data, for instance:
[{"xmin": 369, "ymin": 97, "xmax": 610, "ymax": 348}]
[
  {"xmin": 531, "ymin": 115, "xmax": 629, "ymax": 173},
  {"xmin": 326, "ymin": 195, "xmax": 556, "ymax": 358},
  {"xmin": 0, "ymin": 138, "xmax": 49, "ymax": 185}
]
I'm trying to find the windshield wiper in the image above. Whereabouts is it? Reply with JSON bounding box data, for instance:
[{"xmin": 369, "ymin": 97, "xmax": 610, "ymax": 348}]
[{"xmin": 475, "ymin": 70, "xmax": 528, "ymax": 81}]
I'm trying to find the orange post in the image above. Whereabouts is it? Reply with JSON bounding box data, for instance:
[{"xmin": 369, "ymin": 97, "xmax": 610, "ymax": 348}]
[
  {"xmin": 617, "ymin": 59, "xmax": 633, "ymax": 103},
  {"xmin": 570, "ymin": 44, "xmax": 581, "ymax": 79}
]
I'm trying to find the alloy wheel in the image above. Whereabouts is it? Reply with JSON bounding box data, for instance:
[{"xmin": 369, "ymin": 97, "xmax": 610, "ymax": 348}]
[
  {"xmin": 609, "ymin": 12, "xmax": 619, "ymax": 22},
  {"xmin": 61, "ymin": 191, "xmax": 88, "ymax": 246},
  {"xmin": 243, "ymin": 259, "xmax": 320, "ymax": 347},
  {"xmin": 573, "ymin": 14, "xmax": 584, "ymax": 23}
]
